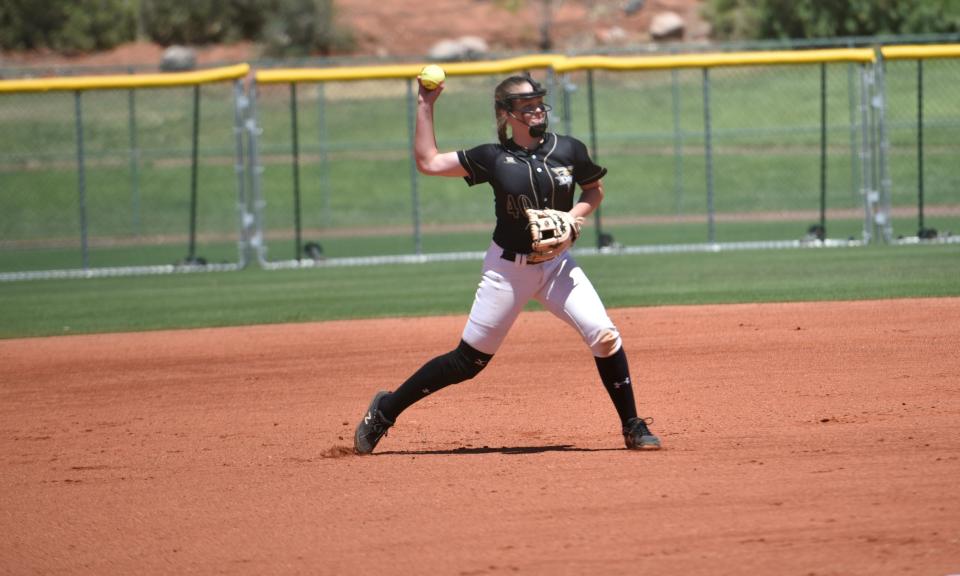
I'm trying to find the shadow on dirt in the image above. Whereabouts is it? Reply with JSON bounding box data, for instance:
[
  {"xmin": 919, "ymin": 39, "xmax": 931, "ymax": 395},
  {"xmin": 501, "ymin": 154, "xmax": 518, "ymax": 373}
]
[{"xmin": 377, "ymin": 444, "xmax": 621, "ymax": 456}]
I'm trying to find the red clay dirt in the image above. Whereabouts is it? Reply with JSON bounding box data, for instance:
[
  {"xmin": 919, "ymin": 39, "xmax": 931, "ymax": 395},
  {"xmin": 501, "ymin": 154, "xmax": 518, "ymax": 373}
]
[{"xmin": 1, "ymin": 298, "xmax": 959, "ymax": 575}]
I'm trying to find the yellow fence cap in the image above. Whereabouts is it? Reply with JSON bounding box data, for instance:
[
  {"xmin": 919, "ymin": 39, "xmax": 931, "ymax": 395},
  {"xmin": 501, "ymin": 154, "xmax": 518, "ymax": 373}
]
[{"xmin": 0, "ymin": 63, "xmax": 250, "ymax": 94}]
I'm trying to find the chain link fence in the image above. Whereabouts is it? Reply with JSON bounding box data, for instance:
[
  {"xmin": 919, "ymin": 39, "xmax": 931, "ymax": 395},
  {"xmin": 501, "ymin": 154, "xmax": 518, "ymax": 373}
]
[
  {"xmin": 0, "ymin": 65, "xmax": 250, "ymax": 279},
  {"xmin": 881, "ymin": 49, "xmax": 960, "ymax": 240},
  {"xmin": 2, "ymin": 47, "xmax": 958, "ymax": 279},
  {"xmin": 556, "ymin": 62, "xmax": 870, "ymax": 247},
  {"xmin": 246, "ymin": 49, "xmax": 901, "ymax": 269}
]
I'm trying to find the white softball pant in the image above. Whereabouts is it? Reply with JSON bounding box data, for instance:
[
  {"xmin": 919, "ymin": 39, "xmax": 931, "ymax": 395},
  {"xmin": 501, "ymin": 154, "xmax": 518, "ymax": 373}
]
[{"xmin": 461, "ymin": 241, "xmax": 622, "ymax": 358}]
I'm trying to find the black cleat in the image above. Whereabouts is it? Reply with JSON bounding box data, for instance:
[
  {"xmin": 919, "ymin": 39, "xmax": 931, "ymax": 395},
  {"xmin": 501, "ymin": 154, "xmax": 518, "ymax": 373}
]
[
  {"xmin": 354, "ymin": 391, "xmax": 395, "ymax": 455},
  {"xmin": 623, "ymin": 417, "xmax": 661, "ymax": 450}
]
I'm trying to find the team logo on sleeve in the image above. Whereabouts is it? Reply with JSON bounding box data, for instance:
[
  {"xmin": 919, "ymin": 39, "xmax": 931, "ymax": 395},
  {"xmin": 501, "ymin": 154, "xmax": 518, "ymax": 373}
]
[
  {"xmin": 504, "ymin": 156, "xmax": 516, "ymax": 164},
  {"xmin": 550, "ymin": 166, "xmax": 574, "ymax": 186}
]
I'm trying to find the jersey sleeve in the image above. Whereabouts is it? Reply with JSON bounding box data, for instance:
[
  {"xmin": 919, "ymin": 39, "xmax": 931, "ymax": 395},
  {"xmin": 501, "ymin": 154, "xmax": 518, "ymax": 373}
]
[
  {"xmin": 457, "ymin": 144, "xmax": 498, "ymax": 186},
  {"xmin": 571, "ymin": 137, "xmax": 607, "ymax": 185}
]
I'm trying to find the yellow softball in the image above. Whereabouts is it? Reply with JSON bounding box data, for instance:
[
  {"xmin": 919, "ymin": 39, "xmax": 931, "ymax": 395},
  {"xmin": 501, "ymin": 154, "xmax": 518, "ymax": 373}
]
[{"xmin": 419, "ymin": 65, "xmax": 446, "ymax": 90}]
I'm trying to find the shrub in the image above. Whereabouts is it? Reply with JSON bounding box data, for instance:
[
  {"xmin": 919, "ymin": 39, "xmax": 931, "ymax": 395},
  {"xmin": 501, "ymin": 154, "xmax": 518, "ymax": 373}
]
[
  {"xmin": 703, "ymin": 0, "xmax": 960, "ymax": 41},
  {"xmin": 0, "ymin": 0, "xmax": 136, "ymax": 53},
  {"xmin": 140, "ymin": 0, "xmax": 233, "ymax": 45},
  {"xmin": 261, "ymin": 0, "xmax": 355, "ymax": 57},
  {"xmin": 0, "ymin": 0, "xmax": 356, "ymax": 56}
]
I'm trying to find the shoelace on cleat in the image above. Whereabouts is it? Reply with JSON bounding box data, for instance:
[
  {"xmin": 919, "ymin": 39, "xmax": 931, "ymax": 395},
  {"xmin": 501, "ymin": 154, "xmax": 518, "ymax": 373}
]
[
  {"xmin": 362, "ymin": 413, "xmax": 391, "ymax": 439},
  {"xmin": 625, "ymin": 416, "xmax": 655, "ymax": 436}
]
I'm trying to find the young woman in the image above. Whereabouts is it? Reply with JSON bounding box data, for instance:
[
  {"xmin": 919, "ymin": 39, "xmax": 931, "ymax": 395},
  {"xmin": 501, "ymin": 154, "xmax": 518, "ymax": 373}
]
[{"xmin": 354, "ymin": 73, "xmax": 660, "ymax": 454}]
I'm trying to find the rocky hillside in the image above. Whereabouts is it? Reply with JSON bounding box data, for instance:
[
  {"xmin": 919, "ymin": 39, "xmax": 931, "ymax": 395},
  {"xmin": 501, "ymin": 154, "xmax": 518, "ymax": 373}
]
[{"xmin": 0, "ymin": 0, "xmax": 709, "ymax": 69}]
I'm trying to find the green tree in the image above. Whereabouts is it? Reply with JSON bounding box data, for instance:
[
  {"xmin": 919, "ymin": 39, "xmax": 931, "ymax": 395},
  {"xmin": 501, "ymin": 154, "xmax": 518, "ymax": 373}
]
[
  {"xmin": 56, "ymin": 0, "xmax": 138, "ymax": 53},
  {"xmin": 227, "ymin": 0, "xmax": 272, "ymax": 41},
  {"xmin": 0, "ymin": 0, "xmax": 135, "ymax": 53},
  {"xmin": 704, "ymin": 0, "xmax": 960, "ymax": 41},
  {"xmin": 701, "ymin": 0, "xmax": 761, "ymax": 41},
  {"xmin": 138, "ymin": 0, "xmax": 353, "ymax": 54},
  {"xmin": 261, "ymin": 0, "xmax": 355, "ymax": 57},
  {"xmin": 140, "ymin": 0, "xmax": 233, "ymax": 45}
]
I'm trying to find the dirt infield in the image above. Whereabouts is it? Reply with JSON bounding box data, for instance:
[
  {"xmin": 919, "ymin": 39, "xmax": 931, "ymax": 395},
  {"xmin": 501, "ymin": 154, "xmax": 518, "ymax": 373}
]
[{"xmin": 2, "ymin": 298, "xmax": 959, "ymax": 575}]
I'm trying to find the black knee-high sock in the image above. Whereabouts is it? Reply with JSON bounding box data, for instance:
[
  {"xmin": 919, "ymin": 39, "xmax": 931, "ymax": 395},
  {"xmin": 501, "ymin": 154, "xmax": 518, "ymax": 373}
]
[
  {"xmin": 378, "ymin": 340, "xmax": 492, "ymax": 422},
  {"xmin": 594, "ymin": 346, "xmax": 638, "ymax": 426}
]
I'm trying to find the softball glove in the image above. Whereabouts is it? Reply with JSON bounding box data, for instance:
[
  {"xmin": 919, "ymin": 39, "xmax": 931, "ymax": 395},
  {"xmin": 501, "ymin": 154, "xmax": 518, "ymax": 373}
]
[{"xmin": 525, "ymin": 208, "xmax": 583, "ymax": 261}]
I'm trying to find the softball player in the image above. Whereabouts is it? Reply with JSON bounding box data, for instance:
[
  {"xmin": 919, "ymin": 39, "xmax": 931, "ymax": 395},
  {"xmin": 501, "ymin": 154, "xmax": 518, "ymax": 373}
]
[{"xmin": 354, "ymin": 74, "xmax": 660, "ymax": 454}]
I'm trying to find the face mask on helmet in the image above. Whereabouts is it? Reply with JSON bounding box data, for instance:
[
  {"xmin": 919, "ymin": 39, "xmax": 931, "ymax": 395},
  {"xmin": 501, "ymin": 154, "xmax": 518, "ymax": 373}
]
[{"xmin": 497, "ymin": 82, "xmax": 550, "ymax": 139}]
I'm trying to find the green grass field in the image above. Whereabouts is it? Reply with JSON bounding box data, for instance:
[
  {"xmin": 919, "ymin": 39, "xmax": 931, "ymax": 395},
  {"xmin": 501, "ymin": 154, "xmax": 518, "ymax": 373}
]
[{"xmin": 1, "ymin": 243, "xmax": 957, "ymax": 339}]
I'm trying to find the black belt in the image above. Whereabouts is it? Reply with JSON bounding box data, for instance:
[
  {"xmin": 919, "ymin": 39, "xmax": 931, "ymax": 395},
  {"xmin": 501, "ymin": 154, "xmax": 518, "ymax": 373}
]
[
  {"xmin": 501, "ymin": 249, "xmax": 540, "ymax": 265},
  {"xmin": 501, "ymin": 249, "xmax": 525, "ymax": 263}
]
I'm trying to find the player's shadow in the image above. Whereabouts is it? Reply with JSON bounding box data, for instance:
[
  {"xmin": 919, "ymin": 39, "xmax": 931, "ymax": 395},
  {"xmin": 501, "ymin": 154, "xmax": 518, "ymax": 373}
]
[{"xmin": 377, "ymin": 444, "xmax": 619, "ymax": 456}]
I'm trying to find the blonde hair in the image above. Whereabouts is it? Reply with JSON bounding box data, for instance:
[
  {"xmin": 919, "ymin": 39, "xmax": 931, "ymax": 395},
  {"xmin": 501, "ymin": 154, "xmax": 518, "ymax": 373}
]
[{"xmin": 494, "ymin": 75, "xmax": 544, "ymax": 146}]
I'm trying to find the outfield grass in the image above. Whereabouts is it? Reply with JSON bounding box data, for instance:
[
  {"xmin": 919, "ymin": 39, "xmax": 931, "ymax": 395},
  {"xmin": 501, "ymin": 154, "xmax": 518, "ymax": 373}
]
[{"xmin": 1, "ymin": 243, "xmax": 957, "ymax": 339}]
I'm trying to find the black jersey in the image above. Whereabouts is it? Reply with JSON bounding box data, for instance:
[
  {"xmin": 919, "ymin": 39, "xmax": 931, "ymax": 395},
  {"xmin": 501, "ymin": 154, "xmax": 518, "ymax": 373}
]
[{"xmin": 457, "ymin": 132, "xmax": 607, "ymax": 254}]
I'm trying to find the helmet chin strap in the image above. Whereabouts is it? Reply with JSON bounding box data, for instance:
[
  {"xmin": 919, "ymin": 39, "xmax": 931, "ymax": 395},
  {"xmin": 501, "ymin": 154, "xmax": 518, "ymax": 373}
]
[
  {"xmin": 528, "ymin": 121, "xmax": 547, "ymax": 138},
  {"xmin": 509, "ymin": 111, "xmax": 548, "ymax": 139}
]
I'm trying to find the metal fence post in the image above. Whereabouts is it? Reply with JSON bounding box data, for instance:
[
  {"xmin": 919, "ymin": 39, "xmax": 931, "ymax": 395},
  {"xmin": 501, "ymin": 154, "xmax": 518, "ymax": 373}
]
[
  {"xmin": 246, "ymin": 79, "xmax": 267, "ymax": 267},
  {"xmin": 127, "ymin": 78, "xmax": 141, "ymax": 237},
  {"xmin": 819, "ymin": 62, "xmax": 828, "ymax": 239},
  {"xmin": 671, "ymin": 68, "xmax": 684, "ymax": 216},
  {"xmin": 186, "ymin": 85, "xmax": 202, "ymax": 263},
  {"xmin": 874, "ymin": 52, "xmax": 893, "ymax": 243},
  {"xmin": 586, "ymin": 69, "xmax": 606, "ymax": 248},
  {"xmin": 847, "ymin": 63, "xmax": 861, "ymax": 205},
  {"xmin": 317, "ymin": 82, "xmax": 331, "ymax": 229},
  {"xmin": 561, "ymin": 73, "xmax": 572, "ymax": 137},
  {"xmin": 916, "ymin": 59, "xmax": 929, "ymax": 237},
  {"xmin": 405, "ymin": 78, "xmax": 422, "ymax": 255},
  {"xmin": 73, "ymin": 90, "xmax": 89, "ymax": 270},
  {"xmin": 290, "ymin": 82, "xmax": 303, "ymax": 261},
  {"xmin": 232, "ymin": 78, "xmax": 251, "ymax": 268},
  {"xmin": 702, "ymin": 68, "xmax": 715, "ymax": 244},
  {"xmin": 858, "ymin": 63, "xmax": 876, "ymax": 244}
]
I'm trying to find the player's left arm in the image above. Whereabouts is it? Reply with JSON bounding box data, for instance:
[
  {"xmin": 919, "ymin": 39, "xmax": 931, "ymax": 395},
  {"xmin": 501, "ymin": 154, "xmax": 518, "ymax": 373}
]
[{"xmin": 570, "ymin": 179, "xmax": 603, "ymax": 220}]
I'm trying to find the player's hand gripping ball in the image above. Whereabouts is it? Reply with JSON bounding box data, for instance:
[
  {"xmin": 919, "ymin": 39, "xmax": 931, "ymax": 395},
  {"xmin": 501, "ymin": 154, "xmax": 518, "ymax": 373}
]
[{"xmin": 419, "ymin": 65, "xmax": 446, "ymax": 90}]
